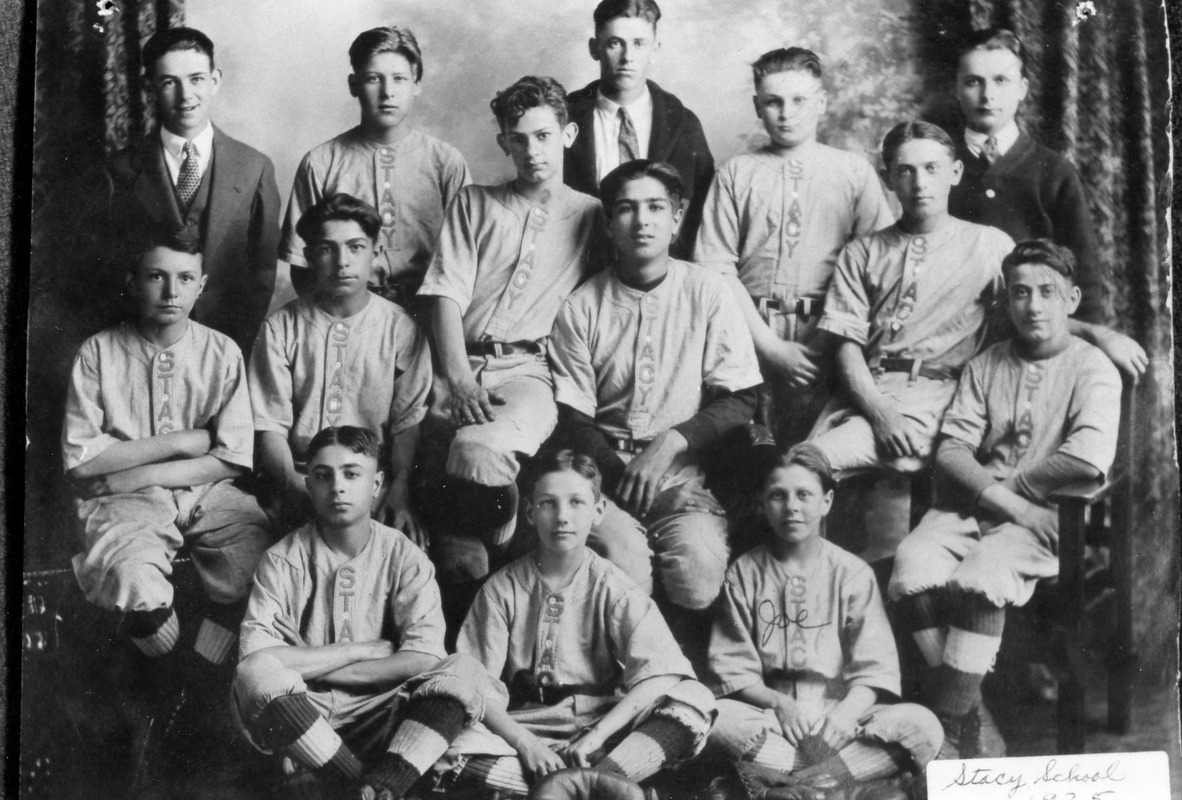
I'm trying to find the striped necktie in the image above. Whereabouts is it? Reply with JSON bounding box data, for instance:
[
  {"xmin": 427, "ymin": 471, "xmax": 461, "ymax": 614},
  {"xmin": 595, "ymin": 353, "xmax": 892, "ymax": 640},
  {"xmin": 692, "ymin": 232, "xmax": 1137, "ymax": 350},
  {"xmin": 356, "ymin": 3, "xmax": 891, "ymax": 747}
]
[
  {"xmin": 618, "ymin": 107, "xmax": 640, "ymax": 163},
  {"xmin": 177, "ymin": 141, "xmax": 201, "ymax": 207},
  {"xmin": 981, "ymin": 135, "xmax": 999, "ymax": 165}
]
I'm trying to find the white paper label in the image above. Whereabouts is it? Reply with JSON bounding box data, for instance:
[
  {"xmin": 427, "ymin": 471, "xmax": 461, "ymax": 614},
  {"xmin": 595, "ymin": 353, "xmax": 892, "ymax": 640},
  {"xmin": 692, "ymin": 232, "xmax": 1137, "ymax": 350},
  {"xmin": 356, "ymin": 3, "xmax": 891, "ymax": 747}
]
[{"xmin": 926, "ymin": 751, "xmax": 1171, "ymax": 800}]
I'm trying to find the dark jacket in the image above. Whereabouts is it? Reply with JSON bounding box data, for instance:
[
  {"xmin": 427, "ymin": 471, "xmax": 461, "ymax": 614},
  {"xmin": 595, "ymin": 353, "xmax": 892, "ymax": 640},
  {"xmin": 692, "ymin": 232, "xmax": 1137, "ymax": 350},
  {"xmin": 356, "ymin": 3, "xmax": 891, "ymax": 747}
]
[{"xmin": 564, "ymin": 80, "xmax": 714, "ymax": 260}]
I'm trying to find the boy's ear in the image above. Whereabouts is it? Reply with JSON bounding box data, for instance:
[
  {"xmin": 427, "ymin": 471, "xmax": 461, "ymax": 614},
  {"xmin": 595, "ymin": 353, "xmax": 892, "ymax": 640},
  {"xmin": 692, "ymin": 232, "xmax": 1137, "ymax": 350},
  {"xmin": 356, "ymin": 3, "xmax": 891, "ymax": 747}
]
[
  {"xmin": 950, "ymin": 158, "xmax": 964, "ymax": 186},
  {"xmin": 879, "ymin": 166, "xmax": 893, "ymax": 192},
  {"xmin": 588, "ymin": 36, "xmax": 602, "ymax": 62},
  {"xmin": 197, "ymin": 273, "xmax": 208, "ymax": 295},
  {"xmin": 496, "ymin": 131, "xmax": 510, "ymax": 156},
  {"xmin": 562, "ymin": 122, "xmax": 579, "ymax": 148},
  {"xmin": 1066, "ymin": 283, "xmax": 1082, "ymax": 315},
  {"xmin": 124, "ymin": 270, "xmax": 139, "ymax": 296},
  {"xmin": 347, "ymin": 73, "xmax": 359, "ymax": 98},
  {"xmin": 209, "ymin": 67, "xmax": 222, "ymax": 96},
  {"xmin": 524, "ymin": 498, "xmax": 536, "ymax": 527},
  {"xmin": 372, "ymin": 468, "xmax": 385, "ymax": 498},
  {"xmin": 592, "ymin": 497, "xmax": 607, "ymax": 527},
  {"xmin": 752, "ymin": 95, "xmax": 761, "ymax": 120},
  {"xmin": 821, "ymin": 489, "xmax": 834, "ymax": 518}
]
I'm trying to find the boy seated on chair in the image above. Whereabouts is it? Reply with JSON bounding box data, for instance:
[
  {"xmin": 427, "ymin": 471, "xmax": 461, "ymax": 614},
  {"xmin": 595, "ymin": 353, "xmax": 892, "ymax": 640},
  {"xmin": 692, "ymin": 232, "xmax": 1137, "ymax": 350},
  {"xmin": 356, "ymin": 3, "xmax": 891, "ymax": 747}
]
[
  {"xmin": 232, "ymin": 426, "xmax": 490, "ymax": 800},
  {"xmin": 887, "ymin": 239, "xmax": 1121, "ymax": 759}
]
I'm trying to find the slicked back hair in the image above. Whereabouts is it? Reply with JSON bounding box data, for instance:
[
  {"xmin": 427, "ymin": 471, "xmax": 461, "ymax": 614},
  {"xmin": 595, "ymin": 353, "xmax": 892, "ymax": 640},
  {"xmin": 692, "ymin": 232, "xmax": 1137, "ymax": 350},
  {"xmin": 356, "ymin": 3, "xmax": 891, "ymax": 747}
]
[
  {"xmin": 1001, "ymin": 238, "xmax": 1076, "ymax": 282},
  {"xmin": 295, "ymin": 193, "xmax": 383, "ymax": 244},
  {"xmin": 593, "ymin": 0, "xmax": 661, "ymax": 32},
  {"xmin": 306, "ymin": 426, "xmax": 381, "ymax": 464},
  {"xmin": 752, "ymin": 47, "xmax": 823, "ymax": 87},
  {"xmin": 599, "ymin": 159, "xmax": 684, "ymax": 216},
  {"xmin": 769, "ymin": 443, "xmax": 836, "ymax": 495},
  {"xmin": 348, "ymin": 26, "xmax": 424, "ymax": 81},
  {"xmin": 958, "ymin": 27, "xmax": 1028, "ymax": 78},
  {"xmin": 526, "ymin": 448, "xmax": 603, "ymax": 500},
  {"xmin": 142, "ymin": 26, "xmax": 215, "ymax": 74},
  {"xmin": 881, "ymin": 120, "xmax": 958, "ymax": 168}
]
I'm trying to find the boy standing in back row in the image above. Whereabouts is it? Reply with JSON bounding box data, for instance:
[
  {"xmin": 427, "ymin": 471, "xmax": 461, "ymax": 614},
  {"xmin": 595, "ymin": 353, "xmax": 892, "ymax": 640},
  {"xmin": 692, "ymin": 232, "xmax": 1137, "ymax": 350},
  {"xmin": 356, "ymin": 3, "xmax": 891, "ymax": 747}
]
[
  {"xmin": 564, "ymin": 0, "xmax": 714, "ymax": 259},
  {"xmin": 695, "ymin": 47, "xmax": 894, "ymax": 446},
  {"xmin": 281, "ymin": 26, "xmax": 471, "ymax": 308}
]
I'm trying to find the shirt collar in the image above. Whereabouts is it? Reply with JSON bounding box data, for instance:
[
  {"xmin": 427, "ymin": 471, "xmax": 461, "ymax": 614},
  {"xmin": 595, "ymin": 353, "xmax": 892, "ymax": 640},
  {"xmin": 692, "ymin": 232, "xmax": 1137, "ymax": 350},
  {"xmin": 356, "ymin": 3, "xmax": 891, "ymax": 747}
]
[
  {"xmin": 595, "ymin": 85, "xmax": 652, "ymax": 117},
  {"xmin": 159, "ymin": 121, "xmax": 214, "ymax": 161},
  {"xmin": 964, "ymin": 121, "xmax": 1019, "ymax": 157}
]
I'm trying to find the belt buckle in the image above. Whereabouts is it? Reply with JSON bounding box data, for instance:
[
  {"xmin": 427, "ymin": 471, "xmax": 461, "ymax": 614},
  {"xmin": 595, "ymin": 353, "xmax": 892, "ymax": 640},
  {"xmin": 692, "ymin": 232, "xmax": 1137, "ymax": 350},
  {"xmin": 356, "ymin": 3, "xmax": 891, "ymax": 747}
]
[
  {"xmin": 491, "ymin": 341, "xmax": 505, "ymax": 359},
  {"xmin": 909, "ymin": 358, "xmax": 923, "ymax": 383},
  {"xmin": 798, "ymin": 297, "xmax": 818, "ymax": 319}
]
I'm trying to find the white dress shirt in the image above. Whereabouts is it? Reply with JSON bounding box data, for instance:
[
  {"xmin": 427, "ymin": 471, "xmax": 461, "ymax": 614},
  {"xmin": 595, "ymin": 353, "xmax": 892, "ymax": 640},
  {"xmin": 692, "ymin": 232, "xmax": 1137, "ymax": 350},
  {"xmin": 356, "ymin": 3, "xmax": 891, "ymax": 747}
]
[
  {"xmin": 160, "ymin": 122, "xmax": 214, "ymax": 187},
  {"xmin": 593, "ymin": 87, "xmax": 653, "ymax": 183},
  {"xmin": 964, "ymin": 121, "xmax": 1019, "ymax": 160}
]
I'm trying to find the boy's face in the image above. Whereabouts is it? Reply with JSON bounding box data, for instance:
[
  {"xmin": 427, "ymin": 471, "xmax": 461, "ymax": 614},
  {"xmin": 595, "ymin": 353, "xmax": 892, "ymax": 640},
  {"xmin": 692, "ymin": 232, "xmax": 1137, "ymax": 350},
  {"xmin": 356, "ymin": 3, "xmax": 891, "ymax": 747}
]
[
  {"xmin": 882, "ymin": 139, "xmax": 962, "ymax": 221},
  {"xmin": 151, "ymin": 48, "xmax": 220, "ymax": 138},
  {"xmin": 306, "ymin": 444, "xmax": 384, "ymax": 530},
  {"xmin": 526, "ymin": 469, "xmax": 605, "ymax": 555},
  {"xmin": 607, "ymin": 176, "xmax": 683, "ymax": 263},
  {"xmin": 754, "ymin": 70, "xmax": 827, "ymax": 149},
  {"xmin": 349, "ymin": 51, "xmax": 422, "ymax": 131},
  {"xmin": 1005, "ymin": 262, "xmax": 1080, "ymax": 346},
  {"xmin": 589, "ymin": 16, "xmax": 659, "ymax": 96},
  {"xmin": 127, "ymin": 246, "xmax": 206, "ymax": 327},
  {"xmin": 497, "ymin": 105, "xmax": 577, "ymax": 186},
  {"xmin": 957, "ymin": 47, "xmax": 1028, "ymax": 135},
  {"xmin": 304, "ymin": 219, "xmax": 379, "ymax": 300},
  {"xmin": 763, "ymin": 464, "xmax": 832, "ymax": 546}
]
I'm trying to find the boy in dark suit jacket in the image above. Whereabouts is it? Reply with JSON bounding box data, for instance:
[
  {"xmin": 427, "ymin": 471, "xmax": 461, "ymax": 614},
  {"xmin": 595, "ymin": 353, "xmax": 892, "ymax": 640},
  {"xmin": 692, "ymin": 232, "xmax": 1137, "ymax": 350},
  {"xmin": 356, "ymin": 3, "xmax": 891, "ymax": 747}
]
[
  {"xmin": 563, "ymin": 0, "xmax": 713, "ymax": 259},
  {"xmin": 80, "ymin": 26, "xmax": 280, "ymax": 354}
]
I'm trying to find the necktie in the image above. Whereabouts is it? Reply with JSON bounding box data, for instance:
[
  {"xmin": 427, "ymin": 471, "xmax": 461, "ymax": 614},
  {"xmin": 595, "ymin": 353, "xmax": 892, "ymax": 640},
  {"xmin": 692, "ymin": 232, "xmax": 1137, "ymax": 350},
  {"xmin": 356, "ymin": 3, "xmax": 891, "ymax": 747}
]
[
  {"xmin": 177, "ymin": 141, "xmax": 201, "ymax": 207},
  {"xmin": 618, "ymin": 107, "xmax": 640, "ymax": 164},
  {"xmin": 981, "ymin": 135, "xmax": 999, "ymax": 165}
]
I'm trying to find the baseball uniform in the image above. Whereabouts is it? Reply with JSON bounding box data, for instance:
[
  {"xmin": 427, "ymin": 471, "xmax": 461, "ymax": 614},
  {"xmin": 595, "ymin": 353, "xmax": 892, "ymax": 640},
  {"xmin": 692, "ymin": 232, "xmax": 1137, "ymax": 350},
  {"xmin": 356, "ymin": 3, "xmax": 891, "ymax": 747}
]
[
  {"xmin": 64, "ymin": 320, "xmax": 270, "ymax": 613},
  {"xmin": 232, "ymin": 520, "xmax": 490, "ymax": 770},
  {"xmin": 708, "ymin": 539, "xmax": 942, "ymax": 772},
  {"xmin": 281, "ymin": 127, "xmax": 470, "ymax": 304},
  {"xmin": 249, "ymin": 293, "xmax": 431, "ymax": 466},
  {"xmin": 889, "ymin": 336, "xmax": 1121, "ymax": 607},
  {"xmin": 695, "ymin": 142, "xmax": 895, "ymax": 443},
  {"xmin": 808, "ymin": 218, "xmax": 1015, "ymax": 475},
  {"xmin": 548, "ymin": 260, "xmax": 762, "ymax": 610}
]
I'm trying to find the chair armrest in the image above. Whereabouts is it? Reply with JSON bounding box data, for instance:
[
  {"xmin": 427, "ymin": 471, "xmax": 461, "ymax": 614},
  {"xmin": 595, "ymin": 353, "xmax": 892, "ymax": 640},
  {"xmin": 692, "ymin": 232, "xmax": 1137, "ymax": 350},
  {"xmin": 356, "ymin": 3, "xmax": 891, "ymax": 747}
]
[{"xmin": 1048, "ymin": 478, "xmax": 1114, "ymax": 506}]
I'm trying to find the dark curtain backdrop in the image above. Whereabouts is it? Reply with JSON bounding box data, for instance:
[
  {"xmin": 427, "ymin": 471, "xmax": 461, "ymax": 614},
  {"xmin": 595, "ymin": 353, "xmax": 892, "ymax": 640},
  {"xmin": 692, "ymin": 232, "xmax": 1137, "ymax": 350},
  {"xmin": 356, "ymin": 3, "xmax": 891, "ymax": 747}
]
[{"xmin": 25, "ymin": 0, "xmax": 1178, "ymax": 676}]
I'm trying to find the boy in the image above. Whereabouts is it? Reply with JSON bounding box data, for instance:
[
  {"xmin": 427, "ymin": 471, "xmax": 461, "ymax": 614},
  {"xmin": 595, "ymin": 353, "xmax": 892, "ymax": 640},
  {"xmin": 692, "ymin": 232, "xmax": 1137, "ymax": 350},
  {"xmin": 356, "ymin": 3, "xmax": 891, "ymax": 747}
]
[
  {"xmin": 445, "ymin": 450, "xmax": 715, "ymax": 796},
  {"xmin": 417, "ymin": 76, "xmax": 602, "ymax": 590},
  {"xmin": 232, "ymin": 426, "xmax": 491, "ymax": 799},
  {"xmin": 281, "ymin": 26, "xmax": 470, "ymax": 307},
  {"xmin": 564, "ymin": 0, "xmax": 713, "ymax": 259},
  {"xmin": 63, "ymin": 227, "xmax": 270, "ymax": 666},
  {"xmin": 548, "ymin": 160, "xmax": 762, "ymax": 634},
  {"xmin": 948, "ymin": 28, "xmax": 1147, "ymax": 376},
  {"xmin": 888, "ymin": 240, "xmax": 1120, "ymax": 758},
  {"xmin": 708, "ymin": 445, "xmax": 942, "ymax": 797},
  {"xmin": 78, "ymin": 27, "xmax": 279, "ymax": 353},
  {"xmin": 250, "ymin": 193, "xmax": 431, "ymax": 538},
  {"xmin": 695, "ymin": 47, "xmax": 895, "ymax": 445}
]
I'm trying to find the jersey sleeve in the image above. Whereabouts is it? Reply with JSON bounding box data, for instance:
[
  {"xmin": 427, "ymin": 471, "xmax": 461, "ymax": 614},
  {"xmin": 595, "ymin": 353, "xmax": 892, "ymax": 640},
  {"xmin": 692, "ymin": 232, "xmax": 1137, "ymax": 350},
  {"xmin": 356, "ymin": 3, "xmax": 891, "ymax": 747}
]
[
  {"xmin": 455, "ymin": 577, "xmax": 513, "ymax": 712},
  {"xmin": 416, "ymin": 188, "xmax": 479, "ymax": 314},
  {"xmin": 692, "ymin": 167, "xmax": 741, "ymax": 275},
  {"xmin": 548, "ymin": 296, "xmax": 600, "ymax": 419},
  {"xmin": 610, "ymin": 587, "xmax": 695, "ymax": 689},
  {"xmin": 387, "ymin": 542, "xmax": 448, "ymax": 660},
  {"xmin": 61, "ymin": 339, "xmax": 121, "ymax": 472},
  {"xmin": 1058, "ymin": 349, "xmax": 1122, "ymax": 476},
  {"xmin": 938, "ymin": 353, "xmax": 991, "ymax": 450},
  {"xmin": 840, "ymin": 563, "xmax": 901, "ymax": 697},
  {"xmin": 248, "ymin": 314, "xmax": 295, "ymax": 437},
  {"xmin": 707, "ymin": 567, "xmax": 766, "ymax": 697},
  {"xmin": 817, "ymin": 239, "xmax": 873, "ymax": 345},
  {"xmin": 388, "ymin": 316, "xmax": 432, "ymax": 435},
  {"xmin": 852, "ymin": 160, "xmax": 895, "ymax": 236},
  {"xmin": 702, "ymin": 277, "xmax": 763, "ymax": 392},
  {"xmin": 239, "ymin": 548, "xmax": 297, "ymax": 659},
  {"xmin": 208, "ymin": 344, "xmax": 255, "ymax": 470},
  {"xmin": 440, "ymin": 149, "xmax": 472, "ymax": 211},
  {"xmin": 279, "ymin": 151, "xmax": 322, "ymax": 269}
]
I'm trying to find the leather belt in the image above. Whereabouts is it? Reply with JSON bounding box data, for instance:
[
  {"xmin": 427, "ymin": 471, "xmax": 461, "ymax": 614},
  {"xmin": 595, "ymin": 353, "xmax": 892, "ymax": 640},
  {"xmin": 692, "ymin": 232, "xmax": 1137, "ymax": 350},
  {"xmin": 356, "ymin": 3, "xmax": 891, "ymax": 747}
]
[
  {"xmin": 873, "ymin": 356, "xmax": 961, "ymax": 382},
  {"xmin": 466, "ymin": 340, "xmax": 544, "ymax": 358},
  {"xmin": 755, "ymin": 295, "xmax": 823, "ymax": 319},
  {"xmin": 508, "ymin": 671, "xmax": 612, "ymax": 707},
  {"xmin": 603, "ymin": 432, "xmax": 654, "ymax": 454}
]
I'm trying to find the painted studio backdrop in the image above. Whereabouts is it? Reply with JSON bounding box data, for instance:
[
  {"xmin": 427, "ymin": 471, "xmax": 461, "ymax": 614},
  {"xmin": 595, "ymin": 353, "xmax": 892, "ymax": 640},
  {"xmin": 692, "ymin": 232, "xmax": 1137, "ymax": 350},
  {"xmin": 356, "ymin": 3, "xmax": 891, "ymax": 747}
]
[{"xmin": 23, "ymin": 0, "xmax": 1178, "ymax": 793}]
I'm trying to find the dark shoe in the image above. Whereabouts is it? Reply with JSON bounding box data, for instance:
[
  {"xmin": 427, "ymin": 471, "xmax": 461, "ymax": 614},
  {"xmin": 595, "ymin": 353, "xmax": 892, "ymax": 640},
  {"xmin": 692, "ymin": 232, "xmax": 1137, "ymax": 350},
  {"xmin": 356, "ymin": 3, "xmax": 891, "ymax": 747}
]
[
  {"xmin": 848, "ymin": 778, "xmax": 909, "ymax": 800},
  {"xmin": 935, "ymin": 707, "xmax": 982, "ymax": 760},
  {"xmin": 977, "ymin": 704, "xmax": 1007, "ymax": 757}
]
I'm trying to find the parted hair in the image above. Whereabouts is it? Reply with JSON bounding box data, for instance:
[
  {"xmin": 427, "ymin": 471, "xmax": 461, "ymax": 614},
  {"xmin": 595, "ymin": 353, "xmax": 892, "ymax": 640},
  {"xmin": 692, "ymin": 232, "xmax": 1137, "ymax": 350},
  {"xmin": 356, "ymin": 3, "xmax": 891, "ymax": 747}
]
[
  {"xmin": 349, "ymin": 26, "xmax": 423, "ymax": 81},
  {"xmin": 295, "ymin": 193, "xmax": 383, "ymax": 244},
  {"xmin": 752, "ymin": 47, "xmax": 823, "ymax": 85},
  {"xmin": 770, "ymin": 443, "xmax": 836, "ymax": 495},
  {"xmin": 599, "ymin": 159, "xmax": 685, "ymax": 214},
  {"xmin": 131, "ymin": 225, "xmax": 203, "ymax": 267},
  {"xmin": 490, "ymin": 75, "xmax": 570, "ymax": 129},
  {"xmin": 526, "ymin": 448, "xmax": 603, "ymax": 500},
  {"xmin": 881, "ymin": 120, "xmax": 958, "ymax": 167},
  {"xmin": 142, "ymin": 27, "xmax": 215, "ymax": 73},
  {"xmin": 958, "ymin": 27, "xmax": 1028, "ymax": 77},
  {"xmin": 593, "ymin": 0, "xmax": 661, "ymax": 31},
  {"xmin": 1001, "ymin": 238, "xmax": 1076, "ymax": 281},
  {"xmin": 306, "ymin": 426, "xmax": 381, "ymax": 463}
]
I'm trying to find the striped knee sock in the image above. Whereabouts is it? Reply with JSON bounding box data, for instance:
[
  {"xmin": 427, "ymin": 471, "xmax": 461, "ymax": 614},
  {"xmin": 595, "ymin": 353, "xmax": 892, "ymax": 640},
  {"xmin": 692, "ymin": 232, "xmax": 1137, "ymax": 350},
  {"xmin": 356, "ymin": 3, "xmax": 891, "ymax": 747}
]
[
  {"xmin": 795, "ymin": 741, "xmax": 910, "ymax": 785},
  {"xmin": 195, "ymin": 600, "xmax": 246, "ymax": 665},
  {"xmin": 256, "ymin": 694, "xmax": 362, "ymax": 783},
  {"xmin": 935, "ymin": 595, "xmax": 1005, "ymax": 716},
  {"xmin": 598, "ymin": 716, "xmax": 694, "ymax": 782},
  {"xmin": 896, "ymin": 591, "xmax": 946, "ymax": 668},
  {"xmin": 125, "ymin": 607, "xmax": 180, "ymax": 657},
  {"xmin": 745, "ymin": 731, "xmax": 803, "ymax": 772},
  {"xmin": 462, "ymin": 756, "xmax": 531, "ymax": 796},
  {"xmin": 364, "ymin": 697, "xmax": 467, "ymax": 797}
]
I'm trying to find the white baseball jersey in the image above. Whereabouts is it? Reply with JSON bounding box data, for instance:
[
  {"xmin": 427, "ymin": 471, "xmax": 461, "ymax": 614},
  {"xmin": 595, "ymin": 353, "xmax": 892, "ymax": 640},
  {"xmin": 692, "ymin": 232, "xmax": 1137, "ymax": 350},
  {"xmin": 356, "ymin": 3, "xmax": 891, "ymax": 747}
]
[
  {"xmin": 417, "ymin": 183, "xmax": 602, "ymax": 344},
  {"xmin": 695, "ymin": 143, "xmax": 894, "ymax": 306},
  {"xmin": 548, "ymin": 260, "xmax": 763, "ymax": 442},
  {"xmin": 281, "ymin": 127, "xmax": 470, "ymax": 283},
  {"xmin": 249, "ymin": 294, "xmax": 430, "ymax": 461}
]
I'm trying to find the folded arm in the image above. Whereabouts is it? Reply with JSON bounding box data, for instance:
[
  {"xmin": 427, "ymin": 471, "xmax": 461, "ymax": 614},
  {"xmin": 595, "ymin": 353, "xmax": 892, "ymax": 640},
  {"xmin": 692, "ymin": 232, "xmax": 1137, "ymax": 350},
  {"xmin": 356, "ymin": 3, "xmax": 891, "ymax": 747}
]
[{"xmin": 69, "ymin": 429, "xmax": 212, "ymax": 479}]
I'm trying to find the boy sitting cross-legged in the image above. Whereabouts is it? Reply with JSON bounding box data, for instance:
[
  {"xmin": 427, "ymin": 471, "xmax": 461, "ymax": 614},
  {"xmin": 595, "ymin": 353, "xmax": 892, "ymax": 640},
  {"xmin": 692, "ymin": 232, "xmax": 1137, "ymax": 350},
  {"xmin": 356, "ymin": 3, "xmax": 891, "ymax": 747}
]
[
  {"xmin": 64, "ymin": 226, "xmax": 271, "ymax": 668},
  {"xmin": 443, "ymin": 449, "xmax": 716, "ymax": 797},
  {"xmin": 232, "ymin": 425, "xmax": 491, "ymax": 800},
  {"xmin": 708, "ymin": 444, "xmax": 942, "ymax": 800},
  {"xmin": 887, "ymin": 239, "xmax": 1121, "ymax": 759}
]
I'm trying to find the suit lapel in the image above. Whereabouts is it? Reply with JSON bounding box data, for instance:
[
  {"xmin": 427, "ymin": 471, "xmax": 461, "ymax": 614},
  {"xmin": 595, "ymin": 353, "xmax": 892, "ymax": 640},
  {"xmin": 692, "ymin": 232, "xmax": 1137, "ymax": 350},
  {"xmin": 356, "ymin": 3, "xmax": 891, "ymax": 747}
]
[
  {"xmin": 134, "ymin": 137, "xmax": 184, "ymax": 226},
  {"xmin": 203, "ymin": 126, "xmax": 247, "ymax": 258}
]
